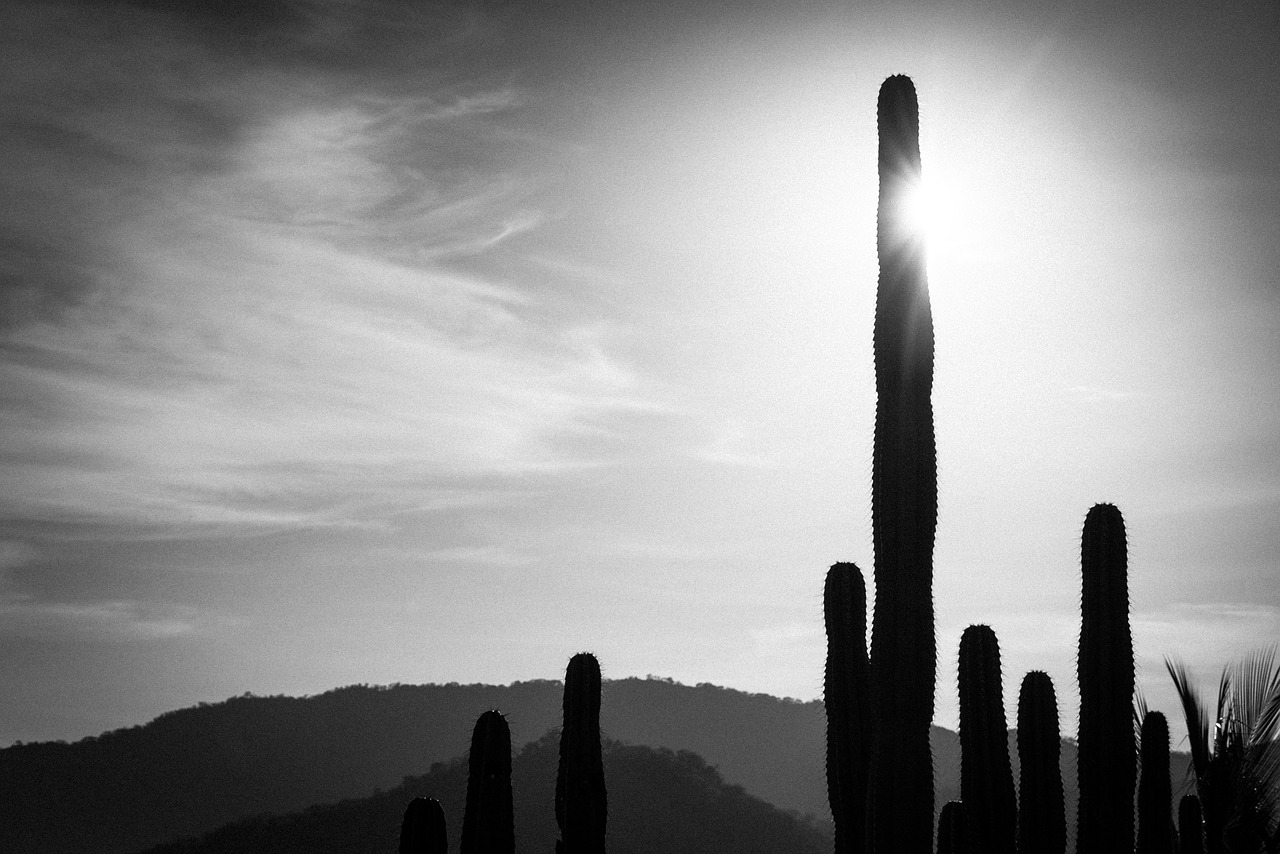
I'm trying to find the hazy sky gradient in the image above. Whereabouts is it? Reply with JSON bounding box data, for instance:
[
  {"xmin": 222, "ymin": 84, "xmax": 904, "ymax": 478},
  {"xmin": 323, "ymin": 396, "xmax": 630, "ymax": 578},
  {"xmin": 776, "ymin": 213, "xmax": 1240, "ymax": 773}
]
[{"xmin": 2, "ymin": 0, "xmax": 1277, "ymax": 747}]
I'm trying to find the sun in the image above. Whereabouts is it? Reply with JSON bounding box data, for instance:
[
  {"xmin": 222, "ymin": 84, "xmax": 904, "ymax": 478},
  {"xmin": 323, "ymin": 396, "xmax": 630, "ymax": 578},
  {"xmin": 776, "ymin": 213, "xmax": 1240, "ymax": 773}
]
[
  {"xmin": 901, "ymin": 173, "xmax": 963, "ymax": 245},
  {"xmin": 896, "ymin": 169, "xmax": 990, "ymax": 282}
]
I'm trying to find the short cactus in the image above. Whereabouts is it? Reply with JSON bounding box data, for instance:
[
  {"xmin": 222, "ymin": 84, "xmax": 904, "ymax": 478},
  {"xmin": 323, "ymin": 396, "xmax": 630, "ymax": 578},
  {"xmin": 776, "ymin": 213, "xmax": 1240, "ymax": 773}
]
[
  {"xmin": 400, "ymin": 797, "xmax": 448, "ymax": 854},
  {"xmin": 556, "ymin": 653, "xmax": 607, "ymax": 854},
  {"xmin": 1136, "ymin": 710, "xmax": 1173, "ymax": 854},
  {"xmin": 824, "ymin": 562, "xmax": 870, "ymax": 854},
  {"xmin": 958, "ymin": 625, "xmax": 1016, "ymax": 854},
  {"xmin": 936, "ymin": 801, "xmax": 969, "ymax": 854},
  {"xmin": 460, "ymin": 710, "xmax": 514, "ymax": 854},
  {"xmin": 1178, "ymin": 795, "xmax": 1204, "ymax": 854},
  {"xmin": 1016, "ymin": 670, "xmax": 1065, "ymax": 854},
  {"xmin": 1075, "ymin": 503, "xmax": 1135, "ymax": 854}
]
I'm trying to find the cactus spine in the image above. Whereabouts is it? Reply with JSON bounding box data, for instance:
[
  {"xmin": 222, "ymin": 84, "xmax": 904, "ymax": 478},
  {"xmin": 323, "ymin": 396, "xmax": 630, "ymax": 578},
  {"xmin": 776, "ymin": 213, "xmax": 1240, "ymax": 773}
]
[
  {"xmin": 1136, "ymin": 710, "xmax": 1173, "ymax": 854},
  {"xmin": 958, "ymin": 625, "xmax": 1017, "ymax": 854},
  {"xmin": 1015, "ymin": 670, "xmax": 1066, "ymax": 854},
  {"xmin": 400, "ymin": 797, "xmax": 448, "ymax": 854},
  {"xmin": 937, "ymin": 801, "xmax": 970, "ymax": 854},
  {"xmin": 1178, "ymin": 795, "xmax": 1205, "ymax": 854},
  {"xmin": 556, "ymin": 653, "xmax": 607, "ymax": 854},
  {"xmin": 824, "ymin": 562, "xmax": 870, "ymax": 854},
  {"xmin": 1075, "ymin": 502, "xmax": 1135, "ymax": 854},
  {"xmin": 868, "ymin": 72, "xmax": 937, "ymax": 854},
  {"xmin": 460, "ymin": 710, "xmax": 515, "ymax": 854}
]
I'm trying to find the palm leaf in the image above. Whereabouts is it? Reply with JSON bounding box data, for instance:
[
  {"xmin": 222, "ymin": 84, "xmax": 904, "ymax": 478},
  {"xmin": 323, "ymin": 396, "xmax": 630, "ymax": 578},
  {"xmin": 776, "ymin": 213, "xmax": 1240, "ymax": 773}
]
[
  {"xmin": 1238, "ymin": 647, "xmax": 1280, "ymax": 845},
  {"xmin": 1168, "ymin": 656, "xmax": 1212, "ymax": 784}
]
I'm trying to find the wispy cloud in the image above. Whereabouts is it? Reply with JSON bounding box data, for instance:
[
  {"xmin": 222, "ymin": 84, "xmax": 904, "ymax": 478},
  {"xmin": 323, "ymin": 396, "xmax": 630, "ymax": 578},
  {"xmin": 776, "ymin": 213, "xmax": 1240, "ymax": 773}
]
[
  {"xmin": 0, "ymin": 592, "xmax": 199, "ymax": 641},
  {"xmin": 0, "ymin": 1, "xmax": 667, "ymax": 541}
]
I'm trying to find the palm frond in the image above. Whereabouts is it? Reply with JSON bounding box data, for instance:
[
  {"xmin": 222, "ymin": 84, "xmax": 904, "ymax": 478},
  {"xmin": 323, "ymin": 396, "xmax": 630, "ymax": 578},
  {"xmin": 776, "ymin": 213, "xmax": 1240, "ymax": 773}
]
[
  {"xmin": 1235, "ymin": 646, "xmax": 1279, "ymax": 745},
  {"xmin": 1217, "ymin": 662, "xmax": 1235, "ymax": 759},
  {"xmin": 1245, "ymin": 646, "xmax": 1280, "ymax": 747},
  {"xmin": 1239, "ymin": 647, "xmax": 1280, "ymax": 845},
  {"xmin": 1168, "ymin": 656, "xmax": 1212, "ymax": 784}
]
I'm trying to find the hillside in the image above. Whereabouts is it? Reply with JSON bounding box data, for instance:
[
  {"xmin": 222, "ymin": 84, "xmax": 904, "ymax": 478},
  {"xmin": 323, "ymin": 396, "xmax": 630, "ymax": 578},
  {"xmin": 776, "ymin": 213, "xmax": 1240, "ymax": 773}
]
[
  {"xmin": 0, "ymin": 678, "xmax": 826, "ymax": 854},
  {"xmin": 0, "ymin": 677, "xmax": 1190, "ymax": 853},
  {"xmin": 136, "ymin": 732, "xmax": 831, "ymax": 854}
]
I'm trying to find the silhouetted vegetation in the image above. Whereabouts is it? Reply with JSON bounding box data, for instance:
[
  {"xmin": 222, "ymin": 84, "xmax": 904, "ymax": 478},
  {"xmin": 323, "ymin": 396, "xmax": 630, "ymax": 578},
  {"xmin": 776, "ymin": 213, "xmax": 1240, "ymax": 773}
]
[
  {"xmin": 823, "ymin": 562, "xmax": 869, "ymax": 854},
  {"xmin": 1077, "ymin": 502, "xmax": 1136, "ymax": 853},
  {"xmin": 1016, "ymin": 671, "xmax": 1066, "ymax": 854},
  {"xmin": 958, "ymin": 625, "xmax": 1017, "ymax": 854},
  {"xmin": 1166, "ymin": 649, "xmax": 1280, "ymax": 853},
  {"xmin": 460, "ymin": 710, "xmax": 514, "ymax": 854},
  {"xmin": 399, "ymin": 797, "xmax": 447, "ymax": 854},
  {"xmin": 818, "ymin": 76, "xmax": 1226, "ymax": 854},
  {"xmin": 867, "ymin": 72, "xmax": 937, "ymax": 854},
  {"xmin": 556, "ymin": 654, "xmax": 607, "ymax": 854},
  {"xmin": 1136, "ymin": 711, "xmax": 1173, "ymax": 854}
]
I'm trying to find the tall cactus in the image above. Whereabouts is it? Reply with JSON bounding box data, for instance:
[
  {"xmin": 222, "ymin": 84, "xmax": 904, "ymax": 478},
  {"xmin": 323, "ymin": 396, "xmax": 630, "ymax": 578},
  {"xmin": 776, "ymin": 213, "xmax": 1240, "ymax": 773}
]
[
  {"xmin": 824, "ymin": 562, "xmax": 870, "ymax": 854},
  {"xmin": 867, "ymin": 72, "xmax": 937, "ymax": 854},
  {"xmin": 1075, "ymin": 502, "xmax": 1135, "ymax": 854},
  {"xmin": 460, "ymin": 710, "xmax": 515, "ymax": 854},
  {"xmin": 1016, "ymin": 670, "xmax": 1066, "ymax": 854},
  {"xmin": 556, "ymin": 653, "xmax": 607, "ymax": 854},
  {"xmin": 958, "ymin": 625, "xmax": 1017, "ymax": 854},
  {"xmin": 1178, "ymin": 795, "xmax": 1205, "ymax": 854},
  {"xmin": 400, "ymin": 797, "xmax": 448, "ymax": 854},
  {"xmin": 937, "ymin": 801, "xmax": 970, "ymax": 854},
  {"xmin": 1137, "ymin": 710, "xmax": 1173, "ymax": 854}
]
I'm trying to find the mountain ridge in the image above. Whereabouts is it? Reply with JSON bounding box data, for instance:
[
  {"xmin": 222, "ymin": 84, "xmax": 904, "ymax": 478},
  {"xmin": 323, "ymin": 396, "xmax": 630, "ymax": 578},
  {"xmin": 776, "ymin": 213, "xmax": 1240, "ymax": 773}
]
[{"xmin": 0, "ymin": 676, "xmax": 1189, "ymax": 854}]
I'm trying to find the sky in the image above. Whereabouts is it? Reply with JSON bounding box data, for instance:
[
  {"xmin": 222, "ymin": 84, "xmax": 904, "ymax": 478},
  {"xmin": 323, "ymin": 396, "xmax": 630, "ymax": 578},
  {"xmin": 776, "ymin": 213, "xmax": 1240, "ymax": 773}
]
[{"xmin": 1, "ymin": 0, "xmax": 1277, "ymax": 749}]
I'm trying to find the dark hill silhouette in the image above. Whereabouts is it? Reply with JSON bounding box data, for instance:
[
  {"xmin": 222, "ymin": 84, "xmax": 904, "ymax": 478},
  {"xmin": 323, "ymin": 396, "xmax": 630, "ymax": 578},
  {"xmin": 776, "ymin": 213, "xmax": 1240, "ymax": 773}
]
[
  {"xmin": 134, "ymin": 732, "xmax": 832, "ymax": 854},
  {"xmin": 0, "ymin": 677, "xmax": 1190, "ymax": 854}
]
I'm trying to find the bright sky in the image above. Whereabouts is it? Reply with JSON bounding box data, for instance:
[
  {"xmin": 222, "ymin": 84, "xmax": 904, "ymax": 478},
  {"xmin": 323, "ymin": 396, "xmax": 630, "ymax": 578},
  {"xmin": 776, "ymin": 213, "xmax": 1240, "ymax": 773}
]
[{"xmin": 1, "ymin": 0, "xmax": 1277, "ymax": 748}]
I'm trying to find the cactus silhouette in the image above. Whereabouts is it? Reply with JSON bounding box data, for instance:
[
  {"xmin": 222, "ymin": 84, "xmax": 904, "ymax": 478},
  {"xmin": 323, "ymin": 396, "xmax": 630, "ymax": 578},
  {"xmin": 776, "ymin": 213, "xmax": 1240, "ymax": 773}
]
[
  {"xmin": 555, "ymin": 653, "xmax": 607, "ymax": 854},
  {"xmin": 936, "ymin": 801, "xmax": 970, "ymax": 854},
  {"xmin": 868, "ymin": 72, "xmax": 937, "ymax": 854},
  {"xmin": 1013, "ymin": 676, "xmax": 1064, "ymax": 854},
  {"xmin": 1178, "ymin": 795, "xmax": 1204, "ymax": 854},
  {"xmin": 1016, "ymin": 670, "xmax": 1066, "ymax": 854},
  {"xmin": 460, "ymin": 710, "xmax": 515, "ymax": 854},
  {"xmin": 400, "ymin": 797, "xmax": 448, "ymax": 854},
  {"xmin": 824, "ymin": 562, "xmax": 870, "ymax": 854},
  {"xmin": 1075, "ymin": 502, "xmax": 1135, "ymax": 854},
  {"xmin": 1136, "ymin": 710, "xmax": 1173, "ymax": 854},
  {"xmin": 958, "ymin": 625, "xmax": 1017, "ymax": 854}
]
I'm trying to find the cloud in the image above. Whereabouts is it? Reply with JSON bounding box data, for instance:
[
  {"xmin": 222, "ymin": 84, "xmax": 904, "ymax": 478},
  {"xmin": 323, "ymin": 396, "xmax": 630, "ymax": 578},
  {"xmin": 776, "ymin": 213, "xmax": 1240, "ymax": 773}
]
[
  {"xmin": 0, "ymin": 593, "xmax": 198, "ymax": 640},
  {"xmin": 0, "ymin": 1, "xmax": 668, "ymax": 541},
  {"xmin": 1, "ymin": 227, "xmax": 662, "ymax": 534}
]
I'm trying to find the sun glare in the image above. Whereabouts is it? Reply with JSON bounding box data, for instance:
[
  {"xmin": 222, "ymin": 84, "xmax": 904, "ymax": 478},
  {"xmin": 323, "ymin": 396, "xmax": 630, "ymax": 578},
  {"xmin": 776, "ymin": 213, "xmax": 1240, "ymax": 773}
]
[
  {"xmin": 899, "ymin": 169, "xmax": 992, "ymax": 281},
  {"xmin": 903, "ymin": 173, "xmax": 962, "ymax": 245}
]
